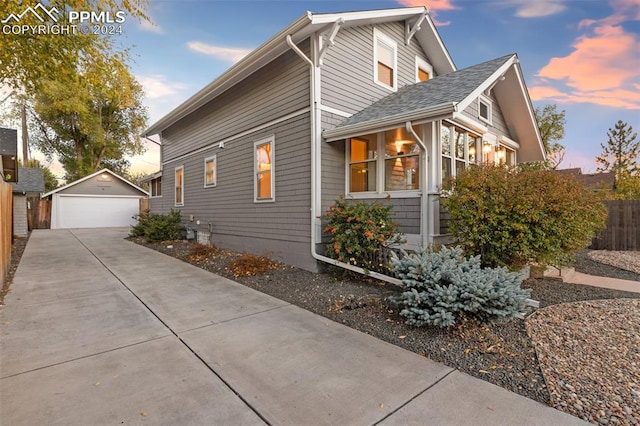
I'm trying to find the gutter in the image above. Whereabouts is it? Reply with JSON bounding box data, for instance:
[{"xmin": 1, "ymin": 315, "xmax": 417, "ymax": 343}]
[
  {"xmin": 323, "ymin": 102, "xmax": 457, "ymax": 142},
  {"xmin": 287, "ymin": 33, "xmax": 403, "ymax": 286}
]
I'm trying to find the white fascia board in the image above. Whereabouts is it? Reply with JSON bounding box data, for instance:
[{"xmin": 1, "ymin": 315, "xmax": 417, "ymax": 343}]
[
  {"xmin": 323, "ymin": 102, "xmax": 456, "ymax": 141},
  {"xmin": 451, "ymin": 113, "xmax": 489, "ymax": 134},
  {"xmin": 42, "ymin": 168, "xmax": 148, "ymax": 198},
  {"xmin": 512, "ymin": 61, "xmax": 545, "ymax": 159},
  {"xmin": 456, "ymin": 55, "xmax": 517, "ymax": 113},
  {"xmin": 414, "ymin": 13, "xmax": 456, "ymax": 75},
  {"xmin": 310, "ymin": 7, "xmax": 427, "ymax": 25}
]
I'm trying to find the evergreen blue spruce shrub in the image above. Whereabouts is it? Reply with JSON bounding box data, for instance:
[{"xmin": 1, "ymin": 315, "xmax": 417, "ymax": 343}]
[{"xmin": 389, "ymin": 246, "xmax": 531, "ymax": 328}]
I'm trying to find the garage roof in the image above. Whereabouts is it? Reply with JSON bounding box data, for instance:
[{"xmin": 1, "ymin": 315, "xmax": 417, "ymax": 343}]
[{"xmin": 42, "ymin": 169, "xmax": 148, "ymax": 198}]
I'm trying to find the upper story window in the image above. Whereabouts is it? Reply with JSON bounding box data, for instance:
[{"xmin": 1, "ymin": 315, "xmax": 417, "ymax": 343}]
[
  {"xmin": 441, "ymin": 123, "xmax": 480, "ymax": 181},
  {"xmin": 254, "ymin": 136, "xmax": 274, "ymax": 202},
  {"xmin": 415, "ymin": 56, "xmax": 433, "ymax": 82},
  {"xmin": 348, "ymin": 126, "xmax": 421, "ymax": 195},
  {"xmin": 204, "ymin": 155, "xmax": 217, "ymax": 188},
  {"xmin": 374, "ymin": 29, "xmax": 397, "ymax": 91},
  {"xmin": 174, "ymin": 166, "xmax": 184, "ymax": 206},
  {"xmin": 479, "ymin": 95, "xmax": 493, "ymax": 124}
]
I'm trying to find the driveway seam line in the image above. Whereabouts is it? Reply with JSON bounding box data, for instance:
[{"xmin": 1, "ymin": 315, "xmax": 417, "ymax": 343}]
[
  {"xmin": 69, "ymin": 230, "xmax": 272, "ymax": 426},
  {"xmin": 371, "ymin": 368, "xmax": 457, "ymax": 425},
  {"xmin": 0, "ymin": 335, "xmax": 173, "ymax": 380},
  {"xmin": 176, "ymin": 304, "xmax": 291, "ymax": 334}
]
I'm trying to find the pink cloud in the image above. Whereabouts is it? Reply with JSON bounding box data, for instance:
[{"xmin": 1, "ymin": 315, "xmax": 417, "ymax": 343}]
[
  {"xmin": 530, "ymin": 85, "xmax": 640, "ymax": 110},
  {"xmin": 397, "ymin": 0, "xmax": 459, "ymax": 25}
]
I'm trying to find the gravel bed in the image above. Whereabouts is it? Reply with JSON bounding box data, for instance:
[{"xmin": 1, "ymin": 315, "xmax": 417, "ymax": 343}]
[
  {"xmin": 130, "ymin": 238, "xmax": 640, "ymax": 421},
  {"xmin": 574, "ymin": 250, "xmax": 640, "ymax": 282},
  {"xmin": 588, "ymin": 251, "xmax": 640, "ymax": 276},
  {"xmin": 526, "ymin": 299, "xmax": 640, "ymax": 425},
  {"xmin": 1, "ymin": 233, "xmax": 29, "ymax": 305}
]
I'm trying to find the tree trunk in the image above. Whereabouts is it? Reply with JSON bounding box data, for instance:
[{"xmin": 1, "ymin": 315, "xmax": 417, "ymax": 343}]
[{"xmin": 21, "ymin": 103, "xmax": 29, "ymax": 164}]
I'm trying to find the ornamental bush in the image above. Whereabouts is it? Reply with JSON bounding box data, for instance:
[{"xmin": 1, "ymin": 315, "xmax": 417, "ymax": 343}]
[
  {"xmin": 389, "ymin": 246, "xmax": 531, "ymax": 328},
  {"xmin": 324, "ymin": 199, "xmax": 404, "ymax": 273},
  {"xmin": 130, "ymin": 209, "xmax": 183, "ymax": 242},
  {"xmin": 440, "ymin": 164, "xmax": 608, "ymax": 270}
]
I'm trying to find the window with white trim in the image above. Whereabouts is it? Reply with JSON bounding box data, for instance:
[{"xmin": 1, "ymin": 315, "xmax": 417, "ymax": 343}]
[
  {"xmin": 174, "ymin": 166, "xmax": 184, "ymax": 206},
  {"xmin": 254, "ymin": 136, "xmax": 274, "ymax": 202},
  {"xmin": 204, "ymin": 155, "xmax": 216, "ymax": 187},
  {"xmin": 374, "ymin": 29, "xmax": 397, "ymax": 90},
  {"xmin": 348, "ymin": 126, "xmax": 420, "ymax": 194},
  {"xmin": 415, "ymin": 56, "xmax": 433, "ymax": 82},
  {"xmin": 479, "ymin": 95, "xmax": 493, "ymax": 124}
]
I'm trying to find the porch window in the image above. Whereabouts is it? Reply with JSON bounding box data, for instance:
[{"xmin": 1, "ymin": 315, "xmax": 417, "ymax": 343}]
[
  {"xmin": 385, "ymin": 128, "xmax": 420, "ymax": 191},
  {"xmin": 204, "ymin": 155, "xmax": 216, "ymax": 187},
  {"xmin": 442, "ymin": 123, "xmax": 480, "ymax": 180},
  {"xmin": 254, "ymin": 136, "xmax": 274, "ymax": 202},
  {"xmin": 349, "ymin": 134, "xmax": 377, "ymax": 192},
  {"xmin": 374, "ymin": 29, "xmax": 397, "ymax": 90},
  {"xmin": 495, "ymin": 146, "xmax": 516, "ymax": 166},
  {"xmin": 175, "ymin": 166, "xmax": 183, "ymax": 206}
]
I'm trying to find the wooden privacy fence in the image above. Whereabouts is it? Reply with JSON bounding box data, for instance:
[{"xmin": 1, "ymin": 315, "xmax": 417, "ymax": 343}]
[
  {"xmin": 1, "ymin": 181, "xmax": 12, "ymax": 285},
  {"xmin": 27, "ymin": 197, "xmax": 51, "ymax": 230},
  {"xmin": 591, "ymin": 200, "xmax": 640, "ymax": 251}
]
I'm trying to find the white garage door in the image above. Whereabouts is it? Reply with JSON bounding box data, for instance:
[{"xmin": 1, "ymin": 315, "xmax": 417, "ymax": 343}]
[{"xmin": 56, "ymin": 195, "xmax": 140, "ymax": 228}]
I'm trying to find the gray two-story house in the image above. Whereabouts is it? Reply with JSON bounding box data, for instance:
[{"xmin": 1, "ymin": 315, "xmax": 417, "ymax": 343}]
[{"xmin": 143, "ymin": 7, "xmax": 544, "ymax": 273}]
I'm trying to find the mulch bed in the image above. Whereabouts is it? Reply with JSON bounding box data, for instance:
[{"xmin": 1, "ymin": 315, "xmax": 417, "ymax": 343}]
[
  {"xmin": 129, "ymin": 238, "xmax": 640, "ymax": 409},
  {"xmin": 0, "ymin": 233, "xmax": 29, "ymax": 305}
]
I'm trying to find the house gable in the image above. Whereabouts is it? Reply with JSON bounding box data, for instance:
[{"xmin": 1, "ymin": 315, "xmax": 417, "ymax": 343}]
[{"xmin": 43, "ymin": 169, "xmax": 148, "ymax": 198}]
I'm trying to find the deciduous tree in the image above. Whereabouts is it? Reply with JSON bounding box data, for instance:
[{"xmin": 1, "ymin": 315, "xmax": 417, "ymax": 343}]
[{"xmin": 534, "ymin": 104, "xmax": 566, "ymax": 169}]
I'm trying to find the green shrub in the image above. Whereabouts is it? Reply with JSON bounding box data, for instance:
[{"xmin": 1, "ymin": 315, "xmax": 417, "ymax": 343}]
[
  {"xmin": 440, "ymin": 164, "xmax": 608, "ymax": 270},
  {"xmin": 130, "ymin": 209, "xmax": 183, "ymax": 242},
  {"xmin": 324, "ymin": 199, "xmax": 404, "ymax": 273},
  {"xmin": 389, "ymin": 247, "xmax": 531, "ymax": 328}
]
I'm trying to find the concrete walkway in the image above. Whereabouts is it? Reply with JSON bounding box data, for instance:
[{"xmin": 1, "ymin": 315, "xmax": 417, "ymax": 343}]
[{"xmin": 0, "ymin": 229, "xmax": 586, "ymax": 425}]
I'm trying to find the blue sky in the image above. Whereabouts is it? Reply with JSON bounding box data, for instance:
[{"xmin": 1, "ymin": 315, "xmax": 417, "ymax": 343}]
[{"xmin": 18, "ymin": 0, "xmax": 640, "ymax": 176}]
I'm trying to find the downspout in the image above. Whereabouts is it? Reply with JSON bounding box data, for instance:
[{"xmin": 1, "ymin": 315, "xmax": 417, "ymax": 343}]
[
  {"xmin": 405, "ymin": 121, "xmax": 430, "ymax": 248},
  {"xmin": 286, "ymin": 34, "xmax": 402, "ymax": 285}
]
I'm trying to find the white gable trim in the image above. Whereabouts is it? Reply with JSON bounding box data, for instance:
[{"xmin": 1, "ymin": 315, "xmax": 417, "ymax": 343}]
[
  {"xmin": 455, "ymin": 55, "xmax": 517, "ymax": 113},
  {"xmin": 42, "ymin": 168, "xmax": 148, "ymax": 198}
]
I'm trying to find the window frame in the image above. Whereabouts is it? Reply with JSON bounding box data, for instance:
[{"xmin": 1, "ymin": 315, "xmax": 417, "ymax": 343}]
[
  {"xmin": 174, "ymin": 165, "xmax": 184, "ymax": 207},
  {"xmin": 415, "ymin": 56, "xmax": 433, "ymax": 83},
  {"xmin": 346, "ymin": 128, "xmax": 422, "ymax": 198},
  {"xmin": 440, "ymin": 122, "xmax": 481, "ymax": 183},
  {"xmin": 254, "ymin": 136, "xmax": 275, "ymax": 203},
  {"xmin": 373, "ymin": 29, "xmax": 398, "ymax": 91},
  {"xmin": 478, "ymin": 95, "xmax": 493, "ymax": 124},
  {"xmin": 204, "ymin": 155, "xmax": 217, "ymax": 188},
  {"xmin": 150, "ymin": 177, "xmax": 162, "ymax": 198}
]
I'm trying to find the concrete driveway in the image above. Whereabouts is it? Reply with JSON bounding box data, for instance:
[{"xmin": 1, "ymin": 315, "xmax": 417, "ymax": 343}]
[{"xmin": 0, "ymin": 228, "xmax": 586, "ymax": 425}]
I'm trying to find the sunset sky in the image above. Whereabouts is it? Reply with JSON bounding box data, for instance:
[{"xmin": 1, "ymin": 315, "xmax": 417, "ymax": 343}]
[{"xmin": 6, "ymin": 0, "xmax": 640, "ymax": 179}]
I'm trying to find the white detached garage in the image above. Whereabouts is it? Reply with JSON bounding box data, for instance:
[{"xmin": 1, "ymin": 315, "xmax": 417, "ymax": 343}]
[{"xmin": 43, "ymin": 169, "xmax": 148, "ymax": 229}]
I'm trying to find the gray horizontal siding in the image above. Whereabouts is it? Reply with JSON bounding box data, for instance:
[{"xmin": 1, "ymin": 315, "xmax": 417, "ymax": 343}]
[
  {"xmin": 461, "ymin": 92, "xmax": 512, "ymax": 139},
  {"xmin": 321, "ymin": 111, "xmax": 347, "ymax": 213},
  {"xmin": 322, "ymin": 22, "xmax": 434, "ymax": 115},
  {"xmin": 161, "ymin": 113, "xmax": 312, "ymax": 252},
  {"xmin": 59, "ymin": 174, "xmax": 143, "ymax": 196},
  {"xmin": 162, "ymin": 40, "xmax": 311, "ymax": 162}
]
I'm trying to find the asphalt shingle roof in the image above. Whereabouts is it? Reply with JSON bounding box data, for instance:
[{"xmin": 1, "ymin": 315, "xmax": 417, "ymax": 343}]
[
  {"xmin": 330, "ymin": 54, "xmax": 515, "ymax": 131},
  {"xmin": 10, "ymin": 167, "xmax": 45, "ymax": 193}
]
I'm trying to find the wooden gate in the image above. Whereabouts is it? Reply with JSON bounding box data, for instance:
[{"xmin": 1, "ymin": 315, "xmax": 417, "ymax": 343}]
[{"xmin": 27, "ymin": 197, "xmax": 51, "ymax": 230}]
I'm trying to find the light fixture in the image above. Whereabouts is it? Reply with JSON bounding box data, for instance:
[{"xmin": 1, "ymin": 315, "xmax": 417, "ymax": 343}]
[{"xmin": 482, "ymin": 143, "xmax": 492, "ymax": 153}]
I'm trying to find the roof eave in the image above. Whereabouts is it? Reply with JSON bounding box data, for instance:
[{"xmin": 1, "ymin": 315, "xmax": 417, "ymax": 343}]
[
  {"xmin": 42, "ymin": 168, "xmax": 149, "ymax": 198},
  {"xmin": 323, "ymin": 102, "xmax": 457, "ymax": 141}
]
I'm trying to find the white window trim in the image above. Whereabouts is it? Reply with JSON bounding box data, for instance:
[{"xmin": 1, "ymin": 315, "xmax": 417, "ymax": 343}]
[
  {"xmin": 204, "ymin": 155, "xmax": 217, "ymax": 188},
  {"xmin": 373, "ymin": 28, "xmax": 398, "ymax": 92},
  {"xmin": 254, "ymin": 136, "xmax": 275, "ymax": 203},
  {"xmin": 478, "ymin": 95, "xmax": 493, "ymax": 124},
  {"xmin": 174, "ymin": 165, "xmax": 184, "ymax": 207},
  {"xmin": 346, "ymin": 131, "xmax": 422, "ymax": 197},
  {"xmin": 415, "ymin": 56, "xmax": 433, "ymax": 83}
]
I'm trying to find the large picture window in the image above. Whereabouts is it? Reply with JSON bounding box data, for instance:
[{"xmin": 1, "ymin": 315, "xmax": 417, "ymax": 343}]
[
  {"xmin": 174, "ymin": 166, "xmax": 184, "ymax": 206},
  {"xmin": 348, "ymin": 127, "xmax": 420, "ymax": 194},
  {"xmin": 254, "ymin": 136, "xmax": 274, "ymax": 202}
]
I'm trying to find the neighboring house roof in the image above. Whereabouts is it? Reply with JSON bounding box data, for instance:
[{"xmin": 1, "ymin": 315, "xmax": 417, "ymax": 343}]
[
  {"xmin": 139, "ymin": 170, "xmax": 163, "ymax": 184},
  {"xmin": 555, "ymin": 168, "xmax": 614, "ymax": 190},
  {"xmin": 42, "ymin": 168, "xmax": 148, "ymax": 198},
  {"xmin": 144, "ymin": 7, "xmax": 454, "ymax": 136},
  {"xmin": 10, "ymin": 167, "xmax": 45, "ymax": 193}
]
